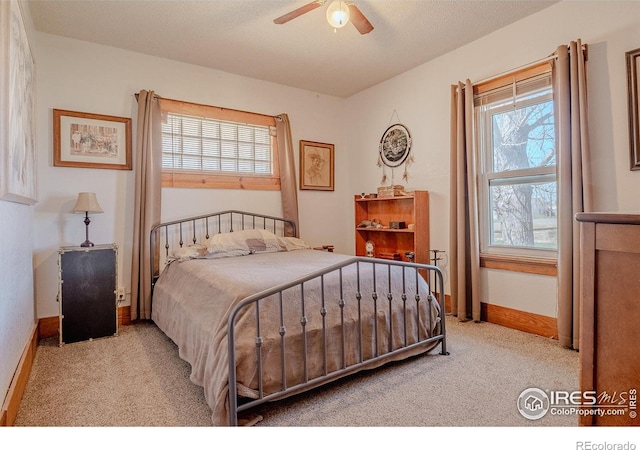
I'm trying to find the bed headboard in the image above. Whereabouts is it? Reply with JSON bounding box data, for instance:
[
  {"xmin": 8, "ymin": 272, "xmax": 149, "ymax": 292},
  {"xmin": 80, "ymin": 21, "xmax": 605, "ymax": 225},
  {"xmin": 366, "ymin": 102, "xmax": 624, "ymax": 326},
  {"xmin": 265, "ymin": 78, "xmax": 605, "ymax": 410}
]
[{"xmin": 150, "ymin": 210, "xmax": 297, "ymax": 288}]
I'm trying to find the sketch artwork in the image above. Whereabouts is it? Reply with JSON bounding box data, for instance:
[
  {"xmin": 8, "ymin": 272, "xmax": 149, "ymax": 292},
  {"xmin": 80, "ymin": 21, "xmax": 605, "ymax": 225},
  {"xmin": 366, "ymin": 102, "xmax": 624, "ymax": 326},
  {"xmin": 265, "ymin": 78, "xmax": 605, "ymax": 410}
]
[{"xmin": 1, "ymin": 0, "xmax": 37, "ymax": 204}]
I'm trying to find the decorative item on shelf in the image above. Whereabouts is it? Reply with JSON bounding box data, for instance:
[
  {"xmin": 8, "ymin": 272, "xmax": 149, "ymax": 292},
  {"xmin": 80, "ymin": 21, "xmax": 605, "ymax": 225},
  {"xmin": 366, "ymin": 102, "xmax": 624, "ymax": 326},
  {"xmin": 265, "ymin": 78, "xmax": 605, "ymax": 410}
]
[
  {"xmin": 377, "ymin": 185, "xmax": 409, "ymax": 198},
  {"xmin": 72, "ymin": 192, "xmax": 103, "ymax": 247},
  {"xmin": 377, "ymin": 111, "xmax": 414, "ymax": 185},
  {"xmin": 365, "ymin": 240, "xmax": 375, "ymax": 257},
  {"xmin": 376, "ymin": 252, "xmax": 401, "ymax": 261},
  {"xmin": 405, "ymin": 251, "xmax": 415, "ymax": 262},
  {"xmin": 389, "ymin": 221, "xmax": 406, "ymax": 229},
  {"xmin": 357, "ymin": 219, "xmax": 382, "ymax": 229}
]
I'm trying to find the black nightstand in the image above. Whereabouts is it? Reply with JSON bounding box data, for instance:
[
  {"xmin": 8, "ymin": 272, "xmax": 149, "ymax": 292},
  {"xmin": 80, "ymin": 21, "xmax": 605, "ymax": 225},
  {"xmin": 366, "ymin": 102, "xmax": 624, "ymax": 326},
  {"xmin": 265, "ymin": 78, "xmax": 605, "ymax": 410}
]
[{"xmin": 58, "ymin": 244, "xmax": 118, "ymax": 345}]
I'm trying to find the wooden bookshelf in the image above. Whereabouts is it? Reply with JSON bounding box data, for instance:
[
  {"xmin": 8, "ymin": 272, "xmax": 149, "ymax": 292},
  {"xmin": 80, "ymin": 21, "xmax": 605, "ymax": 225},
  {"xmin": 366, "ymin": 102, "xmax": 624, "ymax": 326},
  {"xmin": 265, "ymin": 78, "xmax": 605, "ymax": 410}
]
[{"xmin": 354, "ymin": 190, "xmax": 429, "ymax": 264}]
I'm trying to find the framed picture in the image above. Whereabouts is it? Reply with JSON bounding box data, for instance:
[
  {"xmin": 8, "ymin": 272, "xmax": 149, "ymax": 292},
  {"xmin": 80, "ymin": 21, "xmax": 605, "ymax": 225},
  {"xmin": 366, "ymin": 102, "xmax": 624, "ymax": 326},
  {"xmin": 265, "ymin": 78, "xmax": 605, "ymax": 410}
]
[
  {"xmin": 0, "ymin": 0, "xmax": 37, "ymax": 205},
  {"xmin": 627, "ymin": 48, "xmax": 640, "ymax": 170},
  {"xmin": 300, "ymin": 140, "xmax": 334, "ymax": 191},
  {"xmin": 53, "ymin": 109, "xmax": 132, "ymax": 170}
]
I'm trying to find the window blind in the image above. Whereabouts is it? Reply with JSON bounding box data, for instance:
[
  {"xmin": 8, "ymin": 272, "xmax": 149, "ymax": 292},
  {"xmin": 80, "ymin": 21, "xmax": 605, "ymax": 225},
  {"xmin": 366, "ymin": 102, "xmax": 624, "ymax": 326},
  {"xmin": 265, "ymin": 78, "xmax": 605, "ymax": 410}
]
[{"xmin": 162, "ymin": 113, "xmax": 274, "ymax": 175}]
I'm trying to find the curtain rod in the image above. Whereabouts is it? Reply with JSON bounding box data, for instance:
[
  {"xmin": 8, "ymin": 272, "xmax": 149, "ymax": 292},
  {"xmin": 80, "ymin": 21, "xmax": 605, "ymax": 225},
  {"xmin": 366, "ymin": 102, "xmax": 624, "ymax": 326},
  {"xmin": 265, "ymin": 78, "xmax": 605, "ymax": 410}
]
[
  {"xmin": 133, "ymin": 92, "xmax": 278, "ymax": 120},
  {"xmin": 470, "ymin": 43, "xmax": 587, "ymax": 87}
]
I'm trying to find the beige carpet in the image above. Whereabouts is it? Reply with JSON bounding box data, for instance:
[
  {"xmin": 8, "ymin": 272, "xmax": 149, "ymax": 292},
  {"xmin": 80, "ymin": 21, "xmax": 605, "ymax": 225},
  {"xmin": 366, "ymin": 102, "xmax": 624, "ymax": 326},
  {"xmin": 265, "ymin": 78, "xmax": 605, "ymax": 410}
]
[{"xmin": 14, "ymin": 317, "xmax": 579, "ymax": 427}]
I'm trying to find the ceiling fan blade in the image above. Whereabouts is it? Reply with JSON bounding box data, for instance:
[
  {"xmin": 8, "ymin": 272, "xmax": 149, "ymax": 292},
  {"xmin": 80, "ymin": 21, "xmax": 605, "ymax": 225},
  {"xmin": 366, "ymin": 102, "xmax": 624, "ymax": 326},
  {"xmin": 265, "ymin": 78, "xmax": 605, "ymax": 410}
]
[
  {"xmin": 348, "ymin": 4, "xmax": 374, "ymax": 34},
  {"xmin": 273, "ymin": 1, "xmax": 324, "ymax": 25}
]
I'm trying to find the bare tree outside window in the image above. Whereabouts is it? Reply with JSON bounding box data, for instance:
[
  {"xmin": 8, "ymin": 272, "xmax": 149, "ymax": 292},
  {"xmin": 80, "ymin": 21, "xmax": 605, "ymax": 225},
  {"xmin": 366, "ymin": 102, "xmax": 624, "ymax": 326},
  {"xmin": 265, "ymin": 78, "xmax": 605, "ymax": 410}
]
[{"xmin": 483, "ymin": 90, "xmax": 557, "ymax": 251}]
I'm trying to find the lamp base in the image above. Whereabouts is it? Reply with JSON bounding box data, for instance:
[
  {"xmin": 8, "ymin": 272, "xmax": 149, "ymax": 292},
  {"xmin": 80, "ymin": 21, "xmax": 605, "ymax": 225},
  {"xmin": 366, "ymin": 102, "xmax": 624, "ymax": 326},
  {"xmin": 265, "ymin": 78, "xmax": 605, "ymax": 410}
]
[{"xmin": 81, "ymin": 213, "xmax": 94, "ymax": 247}]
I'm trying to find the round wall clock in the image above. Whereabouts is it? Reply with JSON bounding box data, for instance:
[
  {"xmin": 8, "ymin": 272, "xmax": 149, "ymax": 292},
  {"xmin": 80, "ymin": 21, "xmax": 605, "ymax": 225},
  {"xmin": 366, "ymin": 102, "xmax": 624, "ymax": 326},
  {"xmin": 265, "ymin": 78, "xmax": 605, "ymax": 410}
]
[{"xmin": 379, "ymin": 123, "xmax": 412, "ymax": 168}]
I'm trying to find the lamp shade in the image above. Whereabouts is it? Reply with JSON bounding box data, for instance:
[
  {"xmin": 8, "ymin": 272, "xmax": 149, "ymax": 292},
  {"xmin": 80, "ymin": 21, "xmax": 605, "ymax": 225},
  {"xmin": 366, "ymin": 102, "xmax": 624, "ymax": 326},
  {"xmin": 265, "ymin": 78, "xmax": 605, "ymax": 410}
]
[
  {"xmin": 326, "ymin": 1, "xmax": 350, "ymax": 28},
  {"xmin": 72, "ymin": 192, "xmax": 103, "ymax": 214}
]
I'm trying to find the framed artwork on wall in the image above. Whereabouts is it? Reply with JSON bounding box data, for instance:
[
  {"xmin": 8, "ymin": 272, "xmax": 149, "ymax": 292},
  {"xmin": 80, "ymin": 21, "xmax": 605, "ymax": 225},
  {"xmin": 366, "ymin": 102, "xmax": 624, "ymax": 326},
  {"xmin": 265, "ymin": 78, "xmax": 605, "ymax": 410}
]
[
  {"xmin": 627, "ymin": 47, "xmax": 640, "ymax": 170},
  {"xmin": 0, "ymin": 0, "xmax": 37, "ymax": 205},
  {"xmin": 53, "ymin": 109, "xmax": 132, "ymax": 170},
  {"xmin": 299, "ymin": 140, "xmax": 334, "ymax": 191}
]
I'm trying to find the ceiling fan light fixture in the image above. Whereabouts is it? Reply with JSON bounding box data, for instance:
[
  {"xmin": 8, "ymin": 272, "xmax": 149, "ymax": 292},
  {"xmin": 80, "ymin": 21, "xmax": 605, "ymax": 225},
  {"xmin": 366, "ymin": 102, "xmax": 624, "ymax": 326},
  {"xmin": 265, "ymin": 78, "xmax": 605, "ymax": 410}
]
[{"xmin": 326, "ymin": 1, "xmax": 350, "ymax": 29}]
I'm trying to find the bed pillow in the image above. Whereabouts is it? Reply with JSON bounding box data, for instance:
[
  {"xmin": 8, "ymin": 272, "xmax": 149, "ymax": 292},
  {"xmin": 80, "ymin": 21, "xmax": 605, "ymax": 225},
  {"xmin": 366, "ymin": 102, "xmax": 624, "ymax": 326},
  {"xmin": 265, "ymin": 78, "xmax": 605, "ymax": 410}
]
[
  {"xmin": 169, "ymin": 243, "xmax": 209, "ymax": 261},
  {"xmin": 280, "ymin": 236, "xmax": 312, "ymax": 251},
  {"xmin": 169, "ymin": 230, "xmax": 312, "ymax": 262},
  {"xmin": 205, "ymin": 229, "xmax": 287, "ymax": 256}
]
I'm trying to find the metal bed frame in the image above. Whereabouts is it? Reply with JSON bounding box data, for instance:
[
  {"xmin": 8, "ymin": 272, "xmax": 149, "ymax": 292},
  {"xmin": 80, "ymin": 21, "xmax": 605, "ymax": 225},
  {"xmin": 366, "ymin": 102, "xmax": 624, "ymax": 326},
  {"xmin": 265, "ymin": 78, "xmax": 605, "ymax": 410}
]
[{"xmin": 150, "ymin": 210, "xmax": 448, "ymax": 426}]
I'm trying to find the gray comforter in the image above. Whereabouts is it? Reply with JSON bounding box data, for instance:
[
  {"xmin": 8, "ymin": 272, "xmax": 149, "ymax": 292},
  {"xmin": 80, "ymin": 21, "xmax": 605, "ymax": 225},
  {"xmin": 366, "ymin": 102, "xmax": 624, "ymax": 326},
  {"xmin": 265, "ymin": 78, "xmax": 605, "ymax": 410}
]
[{"xmin": 151, "ymin": 249, "xmax": 439, "ymax": 425}]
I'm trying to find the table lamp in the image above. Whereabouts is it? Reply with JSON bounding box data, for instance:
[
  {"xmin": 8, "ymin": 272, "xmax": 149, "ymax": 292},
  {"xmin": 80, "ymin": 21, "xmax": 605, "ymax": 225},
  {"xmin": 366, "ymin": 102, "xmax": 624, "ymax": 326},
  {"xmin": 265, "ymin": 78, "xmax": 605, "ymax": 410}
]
[{"xmin": 72, "ymin": 192, "xmax": 103, "ymax": 247}]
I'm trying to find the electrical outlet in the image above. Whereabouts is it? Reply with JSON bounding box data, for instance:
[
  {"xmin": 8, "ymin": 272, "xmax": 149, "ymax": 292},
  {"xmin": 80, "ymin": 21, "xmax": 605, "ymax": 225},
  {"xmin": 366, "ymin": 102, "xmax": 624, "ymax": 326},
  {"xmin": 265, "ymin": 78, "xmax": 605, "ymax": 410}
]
[{"xmin": 116, "ymin": 287, "xmax": 125, "ymax": 300}]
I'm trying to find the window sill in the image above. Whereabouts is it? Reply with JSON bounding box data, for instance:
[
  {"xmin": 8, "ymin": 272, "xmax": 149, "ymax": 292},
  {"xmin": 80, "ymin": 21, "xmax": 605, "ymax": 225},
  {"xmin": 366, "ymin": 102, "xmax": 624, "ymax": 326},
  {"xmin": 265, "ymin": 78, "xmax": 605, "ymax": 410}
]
[{"xmin": 479, "ymin": 253, "xmax": 557, "ymax": 276}]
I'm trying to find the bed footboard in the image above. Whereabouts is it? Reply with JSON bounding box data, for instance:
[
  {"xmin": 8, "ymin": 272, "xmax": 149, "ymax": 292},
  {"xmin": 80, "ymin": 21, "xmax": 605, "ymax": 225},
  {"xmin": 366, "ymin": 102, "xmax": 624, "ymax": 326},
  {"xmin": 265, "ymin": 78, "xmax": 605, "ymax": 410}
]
[{"xmin": 226, "ymin": 257, "xmax": 447, "ymax": 426}]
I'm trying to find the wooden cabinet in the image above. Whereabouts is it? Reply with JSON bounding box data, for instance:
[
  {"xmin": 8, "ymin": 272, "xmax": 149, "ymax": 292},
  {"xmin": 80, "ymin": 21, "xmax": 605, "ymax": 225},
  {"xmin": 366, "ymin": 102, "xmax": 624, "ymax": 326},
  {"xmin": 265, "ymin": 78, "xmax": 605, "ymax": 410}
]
[
  {"xmin": 576, "ymin": 213, "xmax": 640, "ymax": 426},
  {"xmin": 58, "ymin": 244, "xmax": 118, "ymax": 345},
  {"xmin": 355, "ymin": 190, "xmax": 429, "ymax": 264}
]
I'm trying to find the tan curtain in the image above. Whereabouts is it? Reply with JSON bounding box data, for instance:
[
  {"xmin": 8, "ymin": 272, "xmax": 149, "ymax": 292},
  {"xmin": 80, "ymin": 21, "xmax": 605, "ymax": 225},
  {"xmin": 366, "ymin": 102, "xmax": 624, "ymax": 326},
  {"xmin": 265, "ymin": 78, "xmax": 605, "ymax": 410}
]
[
  {"xmin": 552, "ymin": 40, "xmax": 591, "ymax": 349},
  {"xmin": 275, "ymin": 113, "xmax": 300, "ymax": 237},
  {"xmin": 130, "ymin": 90, "xmax": 162, "ymax": 321},
  {"xmin": 449, "ymin": 80, "xmax": 482, "ymax": 322}
]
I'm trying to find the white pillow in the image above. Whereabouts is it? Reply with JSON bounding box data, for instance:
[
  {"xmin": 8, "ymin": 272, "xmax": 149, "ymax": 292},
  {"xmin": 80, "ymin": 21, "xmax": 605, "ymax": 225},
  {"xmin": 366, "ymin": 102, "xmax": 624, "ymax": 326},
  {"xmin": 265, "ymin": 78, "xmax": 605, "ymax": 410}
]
[
  {"xmin": 281, "ymin": 236, "xmax": 311, "ymax": 251},
  {"xmin": 205, "ymin": 229, "xmax": 286, "ymax": 256},
  {"xmin": 169, "ymin": 229, "xmax": 312, "ymax": 262},
  {"xmin": 169, "ymin": 243, "xmax": 208, "ymax": 261}
]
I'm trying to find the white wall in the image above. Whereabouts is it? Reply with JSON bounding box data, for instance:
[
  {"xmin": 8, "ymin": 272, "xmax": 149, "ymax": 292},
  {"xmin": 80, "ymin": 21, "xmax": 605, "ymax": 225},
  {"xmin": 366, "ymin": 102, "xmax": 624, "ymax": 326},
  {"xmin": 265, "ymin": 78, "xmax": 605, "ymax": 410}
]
[
  {"xmin": 0, "ymin": 201, "xmax": 35, "ymax": 407},
  {"xmin": 345, "ymin": 1, "xmax": 640, "ymax": 317},
  {"xmin": 32, "ymin": 34, "xmax": 351, "ymax": 319},
  {"xmin": 1, "ymin": 1, "xmax": 37, "ymax": 409}
]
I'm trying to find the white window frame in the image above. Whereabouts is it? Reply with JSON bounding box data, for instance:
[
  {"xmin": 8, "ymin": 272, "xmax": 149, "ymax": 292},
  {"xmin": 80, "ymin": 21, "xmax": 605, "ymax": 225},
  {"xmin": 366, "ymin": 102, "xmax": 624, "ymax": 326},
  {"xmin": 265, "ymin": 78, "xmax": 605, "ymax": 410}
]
[{"xmin": 476, "ymin": 71, "xmax": 557, "ymax": 261}]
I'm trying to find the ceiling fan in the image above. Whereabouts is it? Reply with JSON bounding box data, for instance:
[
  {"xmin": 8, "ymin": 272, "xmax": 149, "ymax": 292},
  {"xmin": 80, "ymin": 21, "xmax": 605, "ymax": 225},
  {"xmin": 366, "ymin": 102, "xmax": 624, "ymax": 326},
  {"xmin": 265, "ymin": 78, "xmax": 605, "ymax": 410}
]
[{"xmin": 274, "ymin": 1, "xmax": 374, "ymax": 35}]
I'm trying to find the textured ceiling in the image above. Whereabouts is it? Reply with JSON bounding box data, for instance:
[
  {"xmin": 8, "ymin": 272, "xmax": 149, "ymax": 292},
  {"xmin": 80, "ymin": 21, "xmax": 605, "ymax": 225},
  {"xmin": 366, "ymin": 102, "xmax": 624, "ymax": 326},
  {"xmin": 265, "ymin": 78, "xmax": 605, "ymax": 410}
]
[{"xmin": 27, "ymin": 0, "xmax": 559, "ymax": 98}]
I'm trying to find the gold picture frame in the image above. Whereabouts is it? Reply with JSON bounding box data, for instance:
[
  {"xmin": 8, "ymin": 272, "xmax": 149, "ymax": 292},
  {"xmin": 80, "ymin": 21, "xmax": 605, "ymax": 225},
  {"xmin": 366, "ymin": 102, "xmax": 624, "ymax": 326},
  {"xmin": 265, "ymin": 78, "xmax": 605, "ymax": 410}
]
[
  {"xmin": 627, "ymin": 47, "xmax": 640, "ymax": 170},
  {"xmin": 299, "ymin": 140, "xmax": 334, "ymax": 191},
  {"xmin": 0, "ymin": 0, "xmax": 37, "ymax": 205},
  {"xmin": 53, "ymin": 109, "xmax": 132, "ymax": 170}
]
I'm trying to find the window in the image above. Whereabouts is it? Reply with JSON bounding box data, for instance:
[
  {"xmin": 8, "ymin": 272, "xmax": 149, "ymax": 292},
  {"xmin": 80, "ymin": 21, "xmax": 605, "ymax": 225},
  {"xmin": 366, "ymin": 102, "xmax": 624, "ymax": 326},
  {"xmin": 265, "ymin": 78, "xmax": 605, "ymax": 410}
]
[
  {"xmin": 160, "ymin": 98, "xmax": 280, "ymax": 190},
  {"xmin": 476, "ymin": 64, "xmax": 557, "ymax": 260}
]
